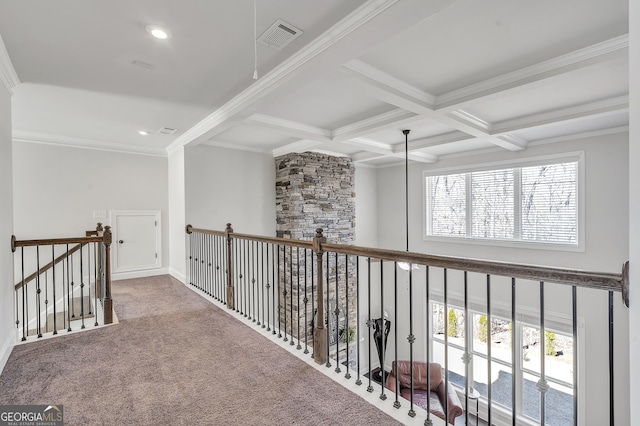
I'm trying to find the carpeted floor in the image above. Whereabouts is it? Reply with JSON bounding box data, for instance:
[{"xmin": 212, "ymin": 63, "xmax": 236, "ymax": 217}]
[{"xmin": 0, "ymin": 275, "xmax": 402, "ymax": 425}]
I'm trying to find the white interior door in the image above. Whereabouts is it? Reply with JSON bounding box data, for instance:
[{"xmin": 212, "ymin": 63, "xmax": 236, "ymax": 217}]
[{"xmin": 111, "ymin": 210, "xmax": 161, "ymax": 273}]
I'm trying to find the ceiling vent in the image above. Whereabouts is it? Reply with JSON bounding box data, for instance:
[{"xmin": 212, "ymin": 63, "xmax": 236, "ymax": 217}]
[
  {"xmin": 257, "ymin": 19, "xmax": 302, "ymax": 50},
  {"xmin": 157, "ymin": 127, "xmax": 178, "ymax": 135}
]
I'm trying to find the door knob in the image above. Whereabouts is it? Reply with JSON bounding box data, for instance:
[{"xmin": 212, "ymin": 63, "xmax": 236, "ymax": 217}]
[{"xmin": 119, "ymin": 240, "xmax": 124, "ymax": 244}]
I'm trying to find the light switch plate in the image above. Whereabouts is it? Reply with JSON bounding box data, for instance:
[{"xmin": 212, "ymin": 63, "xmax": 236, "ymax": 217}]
[{"xmin": 93, "ymin": 210, "xmax": 107, "ymax": 219}]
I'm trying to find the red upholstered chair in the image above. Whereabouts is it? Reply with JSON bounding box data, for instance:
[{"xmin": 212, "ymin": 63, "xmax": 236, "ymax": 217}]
[{"xmin": 386, "ymin": 361, "xmax": 463, "ymax": 424}]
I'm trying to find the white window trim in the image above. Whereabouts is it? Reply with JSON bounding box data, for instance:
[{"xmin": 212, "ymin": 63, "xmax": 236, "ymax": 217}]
[
  {"xmin": 422, "ymin": 151, "xmax": 585, "ymax": 252},
  {"xmin": 428, "ymin": 298, "xmax": 586, "ymax": 426}
]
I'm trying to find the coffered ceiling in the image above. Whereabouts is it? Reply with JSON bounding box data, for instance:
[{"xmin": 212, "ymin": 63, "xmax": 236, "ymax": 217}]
[{"xmin": 0, "ymin": 0, "xmax": 629, "ymax": 165}]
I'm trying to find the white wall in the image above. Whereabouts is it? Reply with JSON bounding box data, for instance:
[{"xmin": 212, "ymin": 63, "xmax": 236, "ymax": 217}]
[
  {"xmin": 0, "ymin": 84, "xmax": 14, "ymax": 372},
  {"xmin": 185, "ymin": 145, "xmax": 276, "ymax": 236},
  {"xmin": 354, "ymin": 165, "xmax": 378, "ymax": 248},
  {"xmin": 373, "ymin": 134, "xmax": 630, "ymax": 425},
  {"xmin": 168, "ymin": 146, "xmax": 186, "ymax": 282},
  {"xmin": 12, "ymin": 142, "xmax": 169, "ymax": 270},
  {"xmin": 629, "ymin": 0, "xmax": 639, "ymax": 421}
]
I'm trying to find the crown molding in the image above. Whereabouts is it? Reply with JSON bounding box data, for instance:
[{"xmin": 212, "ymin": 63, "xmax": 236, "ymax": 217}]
[
  {"xmin": 166, "ymin": 0, "xmax": 401, "ymax": 154},
  {"xmin": 436, "ymin": 34, "xmax": 629, "ymax": 110},
  {"xmin": 13, "ymin": 130, "xmax": 167, "ymax": 157},
  {"xmin": 0, "ymin": 34, "xmax": 20, "ymax": 95}
]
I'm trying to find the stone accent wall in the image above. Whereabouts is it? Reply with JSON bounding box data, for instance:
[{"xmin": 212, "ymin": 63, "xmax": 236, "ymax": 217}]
[{"xmin": 275, "ymin": 152, "xmax": 356, "ymax": 349}]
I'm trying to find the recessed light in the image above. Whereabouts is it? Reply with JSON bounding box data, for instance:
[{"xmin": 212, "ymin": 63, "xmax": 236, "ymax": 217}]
[
  {"xmin": 138, "ymin": 130, "xmax": 148, "ymax": 136},
  {"xmin": 145, "ymin": 25, "xmax": 171, "ymax": 40}
]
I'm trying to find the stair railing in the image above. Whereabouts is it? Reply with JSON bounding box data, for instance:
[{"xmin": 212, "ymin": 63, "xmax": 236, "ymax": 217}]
[
  {"xmin": 11, "ymin": 224, "xmax": 113, "ymax": 341},
  {"xmin": 186, "ymin": 223, "xmax": 628, "ymax": 426}
]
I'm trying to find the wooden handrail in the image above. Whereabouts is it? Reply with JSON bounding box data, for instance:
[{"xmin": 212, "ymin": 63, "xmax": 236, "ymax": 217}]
[
  {"xmin": 14, "ymin": 243, "xmax": 85, "ymax": 290},
  {"xmin": 12, "ymin": 235, "xmax": 102, "ymax": 249},
  {"xmin": 11, "ymin": 224, "xmax": 114, "ymax": 325},
  {"xmin": 187, "ymin": 224, "xmax": 626, "ymax": 294}
]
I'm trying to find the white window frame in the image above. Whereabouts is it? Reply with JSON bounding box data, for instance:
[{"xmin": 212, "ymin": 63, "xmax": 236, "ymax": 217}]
[{"xmin": 423, "ymin": 152, "xmax": 585, "ymax": 252}]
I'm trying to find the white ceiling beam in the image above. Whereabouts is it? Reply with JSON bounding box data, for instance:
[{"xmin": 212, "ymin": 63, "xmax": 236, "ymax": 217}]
[
  {"xmin": 435, "ymin": 34, "xmax": 629, "ymax": 110},
  {"xmin": 393, "ymin": 131, "xmax": 473, "ymax": 152},
  {"xmin": 341, "ymin": 59, "xmax": 435, "ymax": 114},
  {"xmin": 351, "ymin": 151, "xmax": 388, "ymax": 163},
  {"xmin": 404, "ymin": 151, "xmax": 438, "ymax": 163},
  {"xmin": 332, "ymin": 108, "xmax": 417, "ymax": 142},
  {"xmin": 343, "ymin": 137, "xmax": 394, "ymax": 156},
  {"xmin": 491, "ymin": 95, "xmax": 629, "ymax": 135},
  {"xmin": 272, "ymin": 139, "xmax": 324, "ymax": 157},
  {"xmin": 166, "ymin": 0, "xmax": 457, "ymax": 153},
  {"xmin": 245, "ymin": 114, "xmax": 332, "ymax": 143}
]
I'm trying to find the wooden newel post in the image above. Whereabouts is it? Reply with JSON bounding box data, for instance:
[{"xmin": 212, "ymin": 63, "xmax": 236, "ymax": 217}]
[
  {"xmin": 313, "ymin": 228, "xmax": 328, "ymax": 365},
  {"xmin": 225, "ymin": 223, "xmax": 234, "ymax": 310},
  {"xmin": 102, "ymin": 226, "xmax": 113, "ymax": 324}
]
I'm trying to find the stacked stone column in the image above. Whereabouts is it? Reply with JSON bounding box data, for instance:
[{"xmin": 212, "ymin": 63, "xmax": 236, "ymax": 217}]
[{"xmin": 275, "ymin": 152, "xmax": 356, "ymax": 349}]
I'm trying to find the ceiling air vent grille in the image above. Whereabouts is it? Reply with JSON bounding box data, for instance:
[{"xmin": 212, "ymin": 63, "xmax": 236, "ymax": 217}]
[
  {"xmin": 258, "ymin": 19, "xmax": 303, "ymax": 50},
  {"xmin": 157, "ymin": 127, "xmax": 178, "ymax": 135}
]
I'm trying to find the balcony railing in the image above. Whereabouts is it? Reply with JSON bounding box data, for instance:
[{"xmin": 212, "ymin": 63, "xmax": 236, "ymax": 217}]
[
  {"xmin": 186, "ymin": 224, "xmax": 628, "ymax": 426},
  {"xmin": 11, "ymin": 224, "xmax": 114, "ymax": 341}
]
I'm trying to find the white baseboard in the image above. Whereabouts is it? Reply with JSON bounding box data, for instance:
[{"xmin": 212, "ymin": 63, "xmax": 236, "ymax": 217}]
[
  {"xmin": 168, "ymin": 268, "xmax": 186, "ymax": 284},
  {"xmin": 112, "ymin": 267, "xmax": 168, "ymax": 281},
  {"xmin": 0, "ymin": 330, "xmax": 15, "ymax": 374}
]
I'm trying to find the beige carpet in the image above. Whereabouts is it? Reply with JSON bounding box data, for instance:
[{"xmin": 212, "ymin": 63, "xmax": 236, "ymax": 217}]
[{"xmin": 0, "ymin": 275, "xmax": 402, "ymax": 425}]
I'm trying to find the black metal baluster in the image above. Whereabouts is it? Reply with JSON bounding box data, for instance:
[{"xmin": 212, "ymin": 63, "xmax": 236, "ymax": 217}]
[
  {"xmin": 325, "ymin": 250, "xmax": 331, "ymax": 368},
  {"xmin": 194, "ymin": 233, "xmax": 198, "ymax": 289},
  {"xmin": 259, "ymin": 242, "xmax": 264, "ymax": 327},
  {"xmin": 335, "ymin": 252, "xmax": 341, "ymax": 372},
  {"xmin": 266, "ymin": 243, "xmax": 271, "ymax": 332},
  {"xmin": 252, "ymin": 241, "xmax": 257, "ymax": 323},
  {"xmin": 36, "ymin": 245, "xmax": 42, "ymax": 338},
  {"xmin": 272, "ymin": 244, "xmax": 276, "ymax": 335},
  {"xmin": 424, "ymin": 266, "xmax": 431, "ymax": 426},
  {"xmin": 277, "ymin": 244, "xmax": 282, "ymax": 338},
  {"xmin": 311, "ymin": 251, "xmax": 315, "ymax": 358},
  {"xmin": 244, "ymin": 239, "xmax": 249, "ymax": 318},
  {"xmin": 539, "ymin": 281, "xmax": 547, "ymax": 426},
  {"xmin": 487, "ymin": 274, "xmax": 492, "ymax": 426},
  {"xmin": 195, "ymin": 232, "xmax": 200, "ymax": 289},
  {"xmin": 303, "ymin": 249, "xmax": 308, "ymax": 354},
  {"xmin": 235, "ymin": 239, "xmax": 240, "ymax": 313},
  {"xmin": 366, "ymin": 257, "xmax": 373, "ymax": 393},
  {"xmin": 344, "ymin": 253, "xmax": 350, "ymax": 379},
  {"xmin": 45, "ymin": 267, "xmax": 49, "ymax": 333},
  {"xmin": 442, "ymin": 268, "xmax": 449, "ymax": 421},
  {"xmin": 283, "ymin": 245, "xmax": 288, "ymax": 341},
  {"xmin": 94, "ymin": 243, "xmax": 99, "ymax": 326},
  {"xmin": 408, "ymin": 264, "xmax": 415, "ymax": 418},
  {"xmin": 80, "ymin": 244, "xmax": 86, "ymax": 329},
  {"xmin": 66, "ymin": 245, "xmax": 71, "ymax": 332},
  {"xmin": 52, "ymin": 246, "xmax": 57, "ymax": 334},
  {"xmin": 21, "ymin": 247, "xmax": 26, "ymax": 340},
  {"xmin": 289, "ymin": 246, "xmax": 294, "ymax": 345},
  {"xmin": 393, "ymin": 262, "xmax": 400, "ymax": 408},
  {"xmin": 356, "ymin": 257, "xmax": 361, "ymax": 386},
  {"xmin": 379, "ymin": 258, "xmax": 385, "ymax": 399},
  {"xmin": 296, "ymin": 247, "xmax": 301, "ymax": 349},
  {"xmin": 573, "ymin": 286, "xmax": 578, "ymax": 426},
  {"xmin": 464, "ymin": 271, "xmax": 469, "ymax": 426},
  {"xmin": 209, "ymin": 234, "xmax": 213, "ymax": 296},
  {"xmin": 70, "ymin": 252, "xmax": 75, "ymax": 320},
  {"xmin": 512, "ymin": 278, "xmax": 517, "ymax": 426},
  {"xmin": 188, "ymin": 232, "xmax": 192, "ymax": 286},
  {"xmin": 87, "ymin": 242, "xmax": 92, "ymax": 315}
]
